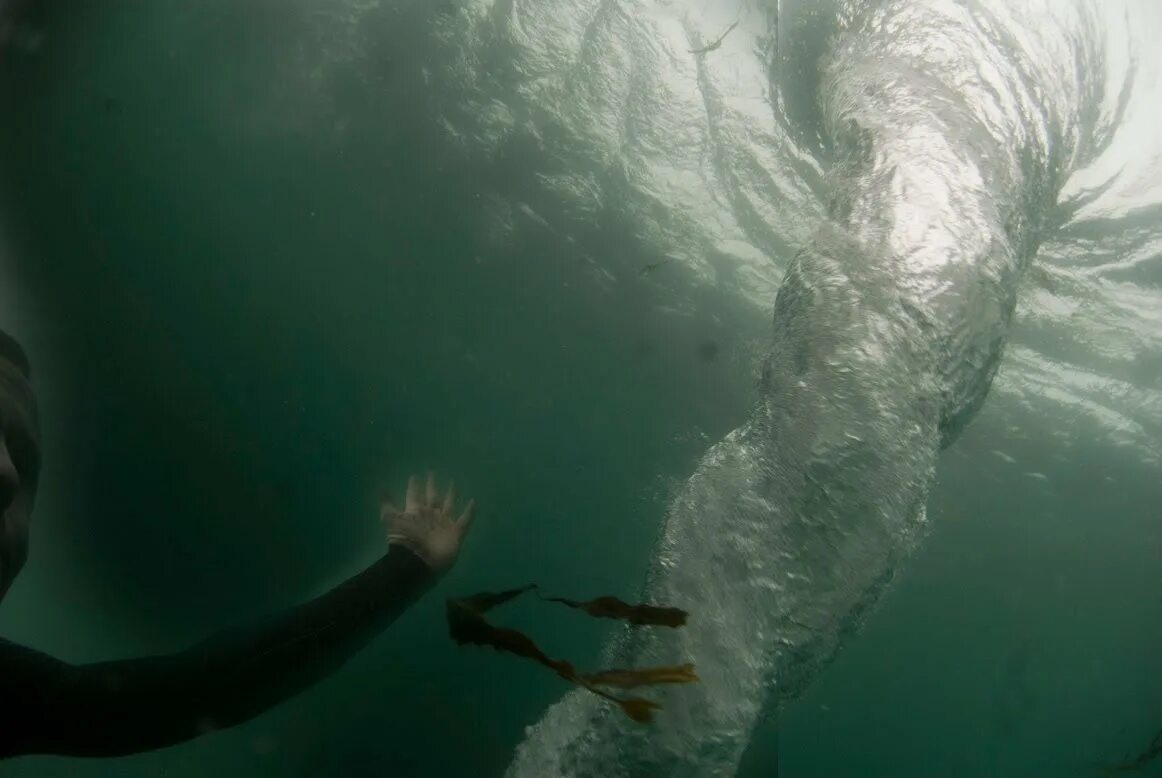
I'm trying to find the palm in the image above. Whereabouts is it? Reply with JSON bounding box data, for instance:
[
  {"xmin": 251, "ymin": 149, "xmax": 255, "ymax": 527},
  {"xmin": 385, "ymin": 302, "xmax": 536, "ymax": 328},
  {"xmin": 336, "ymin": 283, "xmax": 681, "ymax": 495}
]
[{"xmin": 382, "ymin": 472, "xmax": 476, "ymax": 574}]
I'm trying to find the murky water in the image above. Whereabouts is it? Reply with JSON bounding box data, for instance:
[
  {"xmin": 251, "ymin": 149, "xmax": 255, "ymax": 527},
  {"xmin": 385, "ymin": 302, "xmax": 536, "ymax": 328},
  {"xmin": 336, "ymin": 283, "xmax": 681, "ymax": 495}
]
[{"xmin": 1, "ymin": 1, "xmax": 1159, "ymax": 775}]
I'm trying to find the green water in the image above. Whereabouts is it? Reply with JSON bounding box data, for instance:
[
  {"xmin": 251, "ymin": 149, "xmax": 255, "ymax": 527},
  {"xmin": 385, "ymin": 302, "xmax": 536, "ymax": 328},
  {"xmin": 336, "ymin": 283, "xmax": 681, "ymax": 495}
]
[{"xmin": 1, "ymin": 2, "xmax": 1159, "ymax": 776}]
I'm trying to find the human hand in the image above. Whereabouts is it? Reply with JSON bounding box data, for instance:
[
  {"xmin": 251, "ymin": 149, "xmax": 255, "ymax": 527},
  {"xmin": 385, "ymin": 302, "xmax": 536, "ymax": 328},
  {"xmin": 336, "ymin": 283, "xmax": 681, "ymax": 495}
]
[{"xmin": 382, "ymin": 472, "xmax": 476, "ymax": 575}]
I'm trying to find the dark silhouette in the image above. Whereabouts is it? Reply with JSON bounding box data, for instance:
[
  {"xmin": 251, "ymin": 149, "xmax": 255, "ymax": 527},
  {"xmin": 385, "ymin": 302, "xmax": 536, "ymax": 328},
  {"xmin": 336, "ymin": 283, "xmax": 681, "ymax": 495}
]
[
  {"xmin": 0, "ymin": 329, "xmax": 476, "ymax": 759},
  {"xmin": 1101, "ymin": 726, "xmax": 1162, "ymax": 775}
]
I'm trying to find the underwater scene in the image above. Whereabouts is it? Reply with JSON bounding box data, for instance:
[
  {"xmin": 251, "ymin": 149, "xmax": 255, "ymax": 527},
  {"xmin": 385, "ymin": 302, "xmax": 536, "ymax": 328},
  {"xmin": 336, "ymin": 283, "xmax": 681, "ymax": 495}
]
[{"xmin": 1, "ymin": 0, "xmax": 1160, "ymax": 775}]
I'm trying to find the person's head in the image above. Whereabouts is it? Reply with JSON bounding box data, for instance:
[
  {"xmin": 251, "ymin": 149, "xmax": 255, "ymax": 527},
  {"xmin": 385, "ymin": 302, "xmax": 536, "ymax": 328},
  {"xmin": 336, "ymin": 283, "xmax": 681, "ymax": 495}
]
[{"xmin": 0, "ymin": 328, "xmax": 39, "ymax": 603}]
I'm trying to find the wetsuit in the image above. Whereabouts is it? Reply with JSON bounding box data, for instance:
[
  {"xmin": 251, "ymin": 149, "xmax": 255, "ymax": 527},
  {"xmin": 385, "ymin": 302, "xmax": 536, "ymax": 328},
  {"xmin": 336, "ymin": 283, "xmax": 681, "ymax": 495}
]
[{"xmin": 0, "ymin": 545, "xmax": 431, "ymax": 758}]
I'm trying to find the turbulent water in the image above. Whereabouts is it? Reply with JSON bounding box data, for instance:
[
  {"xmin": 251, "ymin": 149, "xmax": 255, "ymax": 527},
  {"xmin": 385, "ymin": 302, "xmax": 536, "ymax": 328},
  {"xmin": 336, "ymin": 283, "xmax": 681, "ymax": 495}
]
[
  {"xmin": 416, "ymin": 0, "xmax": 1162, "ymax": 459},
  {"xmin": 410, "ymin": 1, "xmax": 1162, "ymax": 775},
  {"xmin": 1, "ymin": 0, "xmax": 1160, "ymax": 776}
]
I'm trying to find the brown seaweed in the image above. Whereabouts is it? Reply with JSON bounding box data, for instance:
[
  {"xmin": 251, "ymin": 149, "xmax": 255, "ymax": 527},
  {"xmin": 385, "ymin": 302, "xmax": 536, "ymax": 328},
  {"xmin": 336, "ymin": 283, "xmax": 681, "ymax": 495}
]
[
  {"xmin": 446, "ymin": 585, "xmax": 696, "ymax": 723},
  {"xmin": 583, "ymin": 663, "xmax": 700, "ymax": 689},
  {"xmin": 536, "ymin": 592, "xmax": 688, "ymax": 627},
  {"xmin": 456, "ymin": 584, "xmax": 539, "ymax": 614}
]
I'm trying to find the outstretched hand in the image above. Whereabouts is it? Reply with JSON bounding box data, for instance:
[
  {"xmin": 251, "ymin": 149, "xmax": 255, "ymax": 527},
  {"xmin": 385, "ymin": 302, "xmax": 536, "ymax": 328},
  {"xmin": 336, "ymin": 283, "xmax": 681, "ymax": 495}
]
[{"xmin": 382, "ymin": 472, "xmax": 476, "ymax": 574}]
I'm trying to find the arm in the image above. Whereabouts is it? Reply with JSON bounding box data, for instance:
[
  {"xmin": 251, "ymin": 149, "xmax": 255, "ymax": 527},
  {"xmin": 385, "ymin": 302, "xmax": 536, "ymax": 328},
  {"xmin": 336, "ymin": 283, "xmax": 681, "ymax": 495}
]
[{"xmin": 0, "ymin": 473, "xmax": 475, "ymax": 759}]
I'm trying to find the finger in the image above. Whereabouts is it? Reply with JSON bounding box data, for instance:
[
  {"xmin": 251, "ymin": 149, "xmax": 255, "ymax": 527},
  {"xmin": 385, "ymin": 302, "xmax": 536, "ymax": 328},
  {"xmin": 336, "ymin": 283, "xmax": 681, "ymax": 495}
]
[
  {"xmin": 426, "ymin": 471, "xmax": 437, "ymax": 506},
  {"xmin": 380, "ymin": 500, "xmax": 400, "ymax": 520},
  {"xmin": 405, "ymin": 475, "xmax": 420, "ymax": 512},
  {"xmin": 442, "ymin": 482, "xmax": 456, "ymax": 515},
  {"xmin": 457, "ymin": 499, "xmax": 476, "ymax": 535}
]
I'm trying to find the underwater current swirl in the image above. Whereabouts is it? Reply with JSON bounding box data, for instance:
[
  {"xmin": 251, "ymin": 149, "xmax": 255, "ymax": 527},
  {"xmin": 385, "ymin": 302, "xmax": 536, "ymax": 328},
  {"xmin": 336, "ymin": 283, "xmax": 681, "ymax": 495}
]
[
  {"xmin": 271, "ymin": 0, "xmax": 1160, "ymax": 774},
  {"xmin": 0, "ymin": 0, "xmax": 1158, "ymax": 774},
  {"xmin": 458, "ymin": 1, "xmax": 1152, "ymax": 776}
]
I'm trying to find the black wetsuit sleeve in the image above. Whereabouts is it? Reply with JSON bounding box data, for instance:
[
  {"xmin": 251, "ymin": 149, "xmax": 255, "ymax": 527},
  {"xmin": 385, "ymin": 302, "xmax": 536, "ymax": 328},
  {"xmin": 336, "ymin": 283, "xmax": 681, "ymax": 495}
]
[{"xmin": 0, "ymin": 545, "xmax": 433, "ymax": 759}]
